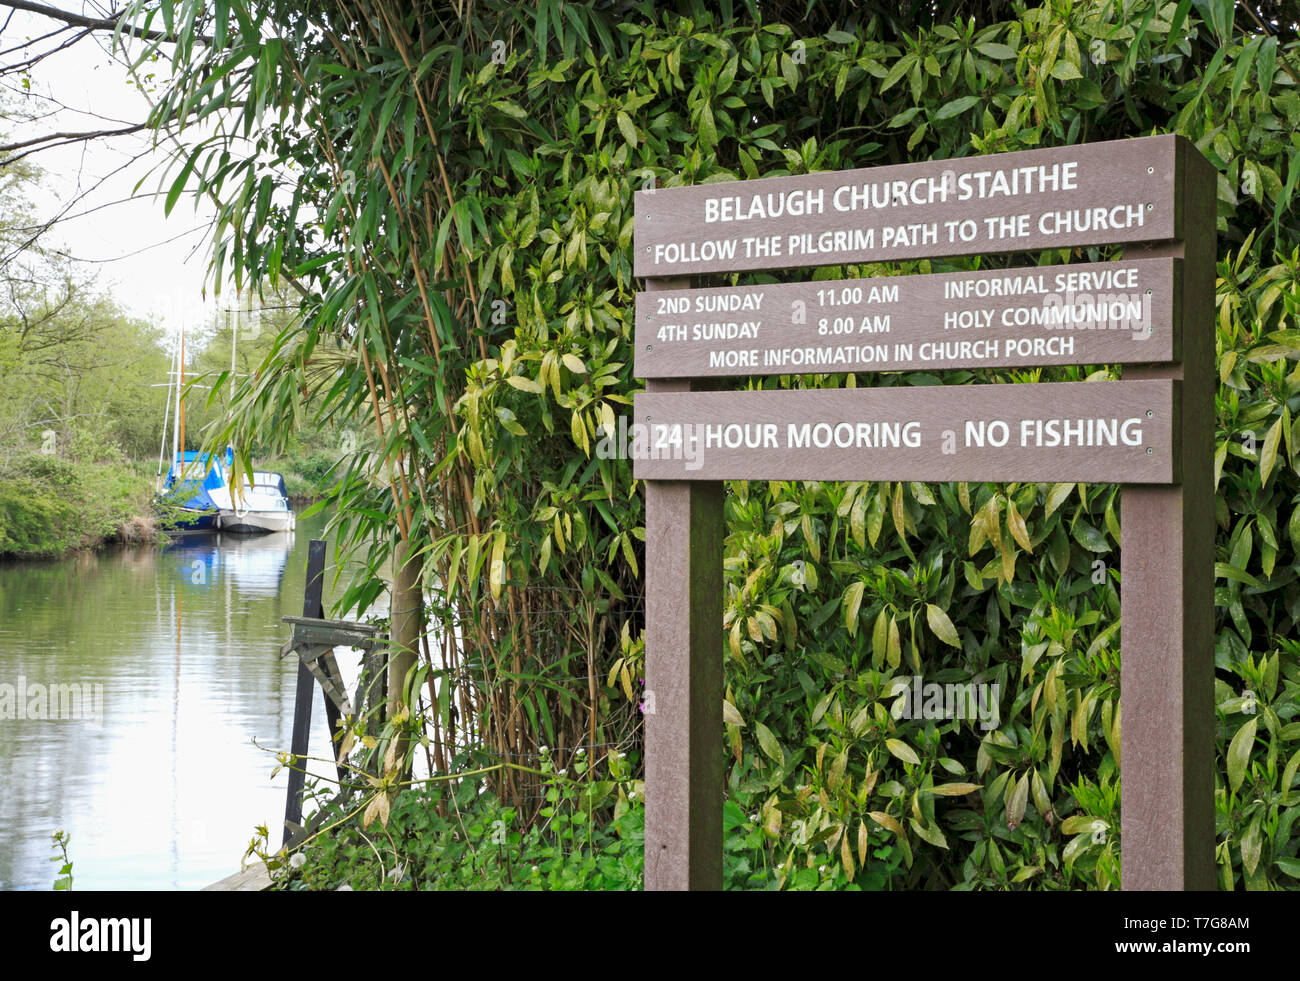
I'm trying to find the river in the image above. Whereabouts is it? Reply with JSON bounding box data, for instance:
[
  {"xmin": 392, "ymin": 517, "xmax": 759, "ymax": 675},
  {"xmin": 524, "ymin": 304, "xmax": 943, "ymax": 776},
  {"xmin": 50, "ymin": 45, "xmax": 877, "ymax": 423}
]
[{"xmin": 0, "ymin": 511, "xmax": 365, "ymax": 890}]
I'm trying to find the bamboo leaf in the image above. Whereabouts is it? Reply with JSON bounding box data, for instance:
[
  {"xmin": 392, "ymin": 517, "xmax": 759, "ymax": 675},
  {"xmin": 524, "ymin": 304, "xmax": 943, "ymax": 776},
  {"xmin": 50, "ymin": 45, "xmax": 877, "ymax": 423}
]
[
  {"xmin": 723, "ymin": 699, "xmax": 746, "ymax": 727},
  {"xmin": 489, "ymin": 532, "xmax": 506, "ymax": 601},
  {"xmin": 1227, "ymin": 717, "xmax": 1257, "ymax": 793},
  {"xmin": 886, "ymin": 738, "xmax": 920, "ymax": 765},
  {"xmin": 754, "ymin": 722, "xmax": 784, "ymax": 765},
  {"xmin": 843, "ymin": 581, "xmax": 865, "ymax": 636},
  {"xmin": 1007, "ymin": 500, "xmax": 1033, "ymax": 553},
  {"xmin": 1260, "ymin": 415, "xmax": 1282, "ymax": 486},
  {"xmin": 505, "ymin": 375, "xmax": 544, "ymax": 394},
  {"xmin": 925, "ymin": 782, "xmax": 980, "ymax": 796},
  {"xmin": 926, "ymin": 603, "xmax": 961, "ymax": 648}
]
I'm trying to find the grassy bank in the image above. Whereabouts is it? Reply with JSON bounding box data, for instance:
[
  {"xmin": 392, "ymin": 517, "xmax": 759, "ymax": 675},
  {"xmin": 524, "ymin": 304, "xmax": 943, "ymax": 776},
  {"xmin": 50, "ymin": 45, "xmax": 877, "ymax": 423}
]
[
  {"xmin": 0, "ymin": 447, "xmax": 342, "ymax": 560},
  {"xmin": 0, "ymin": 454, "xmax": 159, "ymax": 559},
  {"xmin": 0, "ymin": 444, "xmax": 340, "ymax": 561}
]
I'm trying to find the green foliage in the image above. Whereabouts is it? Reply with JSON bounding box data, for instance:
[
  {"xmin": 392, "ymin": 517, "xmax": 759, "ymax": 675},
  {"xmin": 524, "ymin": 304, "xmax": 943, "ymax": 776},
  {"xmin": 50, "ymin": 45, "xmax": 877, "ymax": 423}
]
[
  {"xmin": 0, "ymin": 283, "xmax": 174, "ymax": 464},
  {"xmin": 50, "ymin": 830, "xmax": 74, "ymax": 892},
  {"xmin": 3, "ymin": 97, "xmax": 183, "ymax": 470},
  {"xmin": 0, "ymin": 476, "xmax": 75, "ymax": 557},
  {"xmin": 0, "ymin": 453, "xmax": 155, "ymax": 558},
  {"xmin": 264, "ymin": 444, "xmax": 352, "ymax": 501},
  {"xmin": 277, "ymin": 750, "xmax": 645, "ymax": 891},
  {"xmin": 130, "ymin": 0, "xmax": 1300, "ymax": 888},
  {"xmin": 291, "ymin": 450, "xmax": 339, "ymax": 487}
]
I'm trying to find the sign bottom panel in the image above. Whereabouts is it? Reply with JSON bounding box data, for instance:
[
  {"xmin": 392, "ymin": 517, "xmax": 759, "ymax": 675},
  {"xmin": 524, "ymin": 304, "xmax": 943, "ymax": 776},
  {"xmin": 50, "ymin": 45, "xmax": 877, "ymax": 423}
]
[{"xmin": 632, "ymin": 380, "xmax": 1177, "ymax": 483}]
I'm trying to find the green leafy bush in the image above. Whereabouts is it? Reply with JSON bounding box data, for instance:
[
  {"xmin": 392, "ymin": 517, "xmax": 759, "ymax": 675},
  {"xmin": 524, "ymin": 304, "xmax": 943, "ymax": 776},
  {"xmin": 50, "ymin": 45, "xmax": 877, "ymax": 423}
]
[
  {"xmin": 0, "ymin": 452, "xmax": 154, "ymax": 558},
  {"xmin": 0, "ymin": 476, "xmax": 76, "ymax": 557},
  {"xmin": 277, "ymin": 751, "xmax": 645, "ymax": 891}
]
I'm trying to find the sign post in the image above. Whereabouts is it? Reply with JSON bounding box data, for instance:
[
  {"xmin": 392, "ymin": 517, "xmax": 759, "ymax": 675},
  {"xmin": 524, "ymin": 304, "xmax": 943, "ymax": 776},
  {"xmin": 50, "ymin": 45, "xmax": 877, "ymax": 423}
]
[
  {"xmin": 642, "ymin": 276, "xmax": 725, "ymax": 890},
  {"xmin": 1119, "ymin": 139, "xmax": 1218, "ymax": 890},
  {"xmin": 633, "ymin": 134, "xmax": 1215, "ymax": 891}
]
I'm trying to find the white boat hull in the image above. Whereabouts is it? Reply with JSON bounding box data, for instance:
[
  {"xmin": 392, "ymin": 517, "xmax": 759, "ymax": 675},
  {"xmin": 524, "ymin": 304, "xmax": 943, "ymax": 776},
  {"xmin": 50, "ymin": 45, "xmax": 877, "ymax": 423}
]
[{"xmin": 217, "ymin": 510, "xmax": 296, "ymax": 534}]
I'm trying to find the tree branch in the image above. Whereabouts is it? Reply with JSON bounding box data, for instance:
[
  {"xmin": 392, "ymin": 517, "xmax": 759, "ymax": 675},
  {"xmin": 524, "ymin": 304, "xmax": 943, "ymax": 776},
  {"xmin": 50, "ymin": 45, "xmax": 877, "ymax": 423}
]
[
  {"xmin": 0, "ymin": 122, "xmax": 154, "ymax": 169},
  {"xmin": 0, "ymin": 121, "xmax": 150, "ymax": 155},
  {"xmin": 0, "ymin": 0, "xmax": 211, "ymax": 45}
]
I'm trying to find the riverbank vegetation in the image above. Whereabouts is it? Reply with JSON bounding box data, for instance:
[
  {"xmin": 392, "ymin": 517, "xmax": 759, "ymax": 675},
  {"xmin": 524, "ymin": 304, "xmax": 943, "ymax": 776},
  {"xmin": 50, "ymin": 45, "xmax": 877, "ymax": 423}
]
[
  {"xmin": 0, "ymin": 165, "xmax": 172, "ymax": 556},
  {"xmin": 23, "ymin": 0, "xmax": 1300, "ymax": 889},
  {"xmin": 268, "ymin": 751, "xmax": 651, "ymax": 891},
  {"xmin": 0, "ymin": 98, "xmax": 167, "ymax": 555},
  {"xmin": 0, "ymin": 136, "xmax": 343, "ymax": 556},
  {"xmin": 0, "ymin": 453, "xmax": 157, "ymax": 559}
]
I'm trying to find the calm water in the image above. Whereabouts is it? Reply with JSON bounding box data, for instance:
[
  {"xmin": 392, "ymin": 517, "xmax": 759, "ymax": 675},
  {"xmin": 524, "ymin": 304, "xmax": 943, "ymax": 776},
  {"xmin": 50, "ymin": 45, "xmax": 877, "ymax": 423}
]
[{"xmin": 0, "ymin": 511, "xmax": 364, "ymax": 890}]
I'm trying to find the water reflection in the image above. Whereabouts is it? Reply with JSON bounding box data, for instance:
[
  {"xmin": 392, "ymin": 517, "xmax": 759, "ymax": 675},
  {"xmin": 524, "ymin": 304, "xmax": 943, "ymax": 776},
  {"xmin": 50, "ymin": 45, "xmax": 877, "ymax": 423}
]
[{"xmin": 0, "ymin": 513, "xmax": 349, "ymax": 890}]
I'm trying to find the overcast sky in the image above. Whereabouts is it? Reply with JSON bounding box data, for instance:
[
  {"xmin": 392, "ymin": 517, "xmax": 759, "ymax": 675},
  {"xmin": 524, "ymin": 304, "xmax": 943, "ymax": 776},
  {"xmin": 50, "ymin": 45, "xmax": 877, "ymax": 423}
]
[{"xmin": 3, "ymin": 6, "xmax": 220, "ymax": 344}]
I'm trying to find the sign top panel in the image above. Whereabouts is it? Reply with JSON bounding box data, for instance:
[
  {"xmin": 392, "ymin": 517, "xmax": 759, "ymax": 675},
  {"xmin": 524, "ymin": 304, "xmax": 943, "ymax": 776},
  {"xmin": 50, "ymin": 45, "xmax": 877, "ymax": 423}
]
[{"xmin": 634, "ymin": 134, "xmax": 1181, "ymax": 276}]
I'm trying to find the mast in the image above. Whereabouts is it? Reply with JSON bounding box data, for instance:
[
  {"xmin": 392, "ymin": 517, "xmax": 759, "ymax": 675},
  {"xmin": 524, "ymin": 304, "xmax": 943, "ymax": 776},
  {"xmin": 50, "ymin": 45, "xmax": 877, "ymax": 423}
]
[
  {"xmin": 177, "ymin": 324, "xmax": 186, "ymax": 475},
  {"xmin": 157, "ymin": 343, "xmax": 177, "ymax": 481},
  {"xmin": 170, "ymin": 326, "xmax": 182, "ymax": 478},
  {"xmin": 231, "ymin": 304, "xmax": 237, "ymax": 394}
]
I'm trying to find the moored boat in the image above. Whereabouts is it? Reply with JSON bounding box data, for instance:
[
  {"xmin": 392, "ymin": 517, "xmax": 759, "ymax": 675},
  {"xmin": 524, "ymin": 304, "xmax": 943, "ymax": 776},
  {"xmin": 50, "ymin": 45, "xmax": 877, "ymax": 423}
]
[
  {"xmin": 153, "ymin": 325, "xmax": 228, "ymax": 534},
  {"xmin": 213, "ymin": 471, "xmax": 296, "ymax": 534},
  {"xmin": 156, "ymin": 449, "xmax": 232, "ymax": 533}
]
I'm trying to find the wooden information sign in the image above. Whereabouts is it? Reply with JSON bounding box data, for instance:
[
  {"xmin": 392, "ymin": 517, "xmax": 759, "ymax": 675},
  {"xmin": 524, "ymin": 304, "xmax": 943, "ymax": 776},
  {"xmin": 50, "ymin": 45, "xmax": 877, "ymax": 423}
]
[
  {"xmin": 634, "ymin": 135, "xmax": 1179, "ymax": 276},
  {"xmin": 634, "ymin": 380, "xmax": 1177, "ymax": 484},
  {"xmin": 636, "ymin": 133, "xmax": 1215, "ymax": 892},
  {"xmin": 635, "ymin": 258, "xmax": 1179, "ymax": 377}
]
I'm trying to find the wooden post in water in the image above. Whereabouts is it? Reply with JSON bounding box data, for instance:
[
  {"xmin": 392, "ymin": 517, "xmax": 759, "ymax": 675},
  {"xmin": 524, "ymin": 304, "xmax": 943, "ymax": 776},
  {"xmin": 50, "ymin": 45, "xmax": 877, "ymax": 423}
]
[{"xmin": 283, "ymin": 538, "xmax": 328, "ymax": 848}]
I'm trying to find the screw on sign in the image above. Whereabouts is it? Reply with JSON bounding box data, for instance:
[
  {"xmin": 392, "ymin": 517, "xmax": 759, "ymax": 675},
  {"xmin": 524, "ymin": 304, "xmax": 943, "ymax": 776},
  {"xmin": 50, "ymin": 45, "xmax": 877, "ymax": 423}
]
[{"xmin": 635, "ymin": 134, "xmax": 1216, "ymax": 892}]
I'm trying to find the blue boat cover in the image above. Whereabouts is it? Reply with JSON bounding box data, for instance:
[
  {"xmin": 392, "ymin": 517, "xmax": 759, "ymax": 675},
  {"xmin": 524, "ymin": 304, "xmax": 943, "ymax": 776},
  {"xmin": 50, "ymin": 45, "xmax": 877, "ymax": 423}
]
[{"xmin": 163, "ymin": 448, "xmax": 233, "ymax": 511}]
